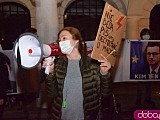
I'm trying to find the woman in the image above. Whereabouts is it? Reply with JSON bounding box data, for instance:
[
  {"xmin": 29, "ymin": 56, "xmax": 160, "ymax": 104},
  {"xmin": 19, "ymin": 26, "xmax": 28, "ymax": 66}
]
[{"xmin": 42, "ymin": 27, "xmax": 113, "ymax": 120}]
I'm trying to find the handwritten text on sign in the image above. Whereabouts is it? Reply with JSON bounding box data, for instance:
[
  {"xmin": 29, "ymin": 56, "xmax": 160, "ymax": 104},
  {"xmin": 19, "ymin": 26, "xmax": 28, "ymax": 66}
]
[{"xmin": 91, "ymin": 2, "xmax": 126, "ymax": 66}]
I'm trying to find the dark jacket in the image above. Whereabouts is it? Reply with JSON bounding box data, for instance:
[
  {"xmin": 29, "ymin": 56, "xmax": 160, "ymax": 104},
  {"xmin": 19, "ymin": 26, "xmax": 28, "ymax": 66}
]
[
  {"xmin": 45, "ymin": 53, "xmax": 113, "ymax": 120},
  {"xmin": 0, "ymin": 52, "xmax": 10, "ymax": 99},
  {"xmin": 140, "ymin": 65, "xmax": 160, "ymax": 79}
]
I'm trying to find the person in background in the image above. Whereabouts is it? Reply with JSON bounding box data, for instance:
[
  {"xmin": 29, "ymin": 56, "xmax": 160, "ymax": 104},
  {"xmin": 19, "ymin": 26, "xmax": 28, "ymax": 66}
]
[
  {"xmin": 25, "ymin": 27, "xmax": 37, "ymax": 35},
  {"xmin": 42, "ymin": 27, "xmax": 113, "ymax": 120},
  {"xmin": 15, "ymin": 27, "xmax": 38, "ymax": 111},
  {"xmin": 0, "ymin": 52, "xmax": 11, "ymax": 119},
  {"xmin": 135, "ymin": 28, "xmax": 156, "ymax": 108},
  {"xmin": 140, "ymin": 28, "xmax": 151, "ymax": 40}
]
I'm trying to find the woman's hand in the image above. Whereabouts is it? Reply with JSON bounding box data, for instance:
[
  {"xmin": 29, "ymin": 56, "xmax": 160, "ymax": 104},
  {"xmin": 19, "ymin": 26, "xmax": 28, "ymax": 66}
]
[
  {"xmin": 98, "ymin": 54, "xmax": 111, "ymax": 75},
  {"xmin": 42, "ymin": 58, "xmax": 55, "ymax": 74}
]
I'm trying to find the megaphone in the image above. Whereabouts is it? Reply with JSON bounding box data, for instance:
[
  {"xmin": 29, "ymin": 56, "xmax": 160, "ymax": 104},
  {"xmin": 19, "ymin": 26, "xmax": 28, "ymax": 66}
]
[{"xmin": 13, "ymin": 32, "xmax": 61, "ymax": 70}]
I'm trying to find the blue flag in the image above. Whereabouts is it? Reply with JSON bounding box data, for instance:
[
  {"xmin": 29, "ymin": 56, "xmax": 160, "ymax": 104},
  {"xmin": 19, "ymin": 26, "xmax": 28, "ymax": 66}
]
[{"xmin": 130, "ymin": 41, "xmax": 145, "ymax": 79}]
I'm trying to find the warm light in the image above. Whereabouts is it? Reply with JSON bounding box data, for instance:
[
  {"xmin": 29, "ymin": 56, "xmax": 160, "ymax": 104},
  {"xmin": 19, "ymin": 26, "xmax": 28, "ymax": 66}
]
[{"xmin": 64, "ymin": 14, "xmax": 67, "ymax": 19}]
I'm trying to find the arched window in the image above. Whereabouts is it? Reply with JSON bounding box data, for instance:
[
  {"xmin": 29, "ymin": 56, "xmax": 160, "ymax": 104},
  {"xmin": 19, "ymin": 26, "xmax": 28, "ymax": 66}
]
[
  {"xmin": 64, "ymin": 0, "xmax": 105, "ymax": 41},
  {"xmin": 0, "ymin": 2, "xmax": 30, "ymax": 50}
]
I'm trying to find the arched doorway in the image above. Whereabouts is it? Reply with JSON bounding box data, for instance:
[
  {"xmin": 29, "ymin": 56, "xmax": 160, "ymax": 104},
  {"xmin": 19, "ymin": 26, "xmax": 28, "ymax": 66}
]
[
  {"xmin": 64, "ymin": 0, "xmax": 105, "ymax": 41},
  {"xmin": 0, "ymin": 2, "xmax": 30, "ymax": 50}
]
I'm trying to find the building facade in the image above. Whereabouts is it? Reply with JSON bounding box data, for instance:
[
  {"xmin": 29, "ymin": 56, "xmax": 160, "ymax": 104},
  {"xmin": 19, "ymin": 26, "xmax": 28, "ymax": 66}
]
[{"xmin": 0, "ymin": 0, "xmax": 160, "ymax": 47}]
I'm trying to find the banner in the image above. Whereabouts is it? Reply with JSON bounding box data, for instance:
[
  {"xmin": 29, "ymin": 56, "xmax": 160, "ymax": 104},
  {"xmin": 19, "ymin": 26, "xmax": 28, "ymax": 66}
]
[
  {"xmin": 91, "ymin": 2, "xmax": 126, "ymax": 66},
  {"xmin": 130, "ymin": 41, "xmax": 160, "ymax": 80},
  {"xmin": 113, "ymin": 40, "xmax": 160, "ymax": 82},
  {"xmin": 85, "ymin": 41, "xmax": 94, "ymax": 56},
  {"xmin": 2, "ymin": 50, "xmax": 17, "ymax": 94}
]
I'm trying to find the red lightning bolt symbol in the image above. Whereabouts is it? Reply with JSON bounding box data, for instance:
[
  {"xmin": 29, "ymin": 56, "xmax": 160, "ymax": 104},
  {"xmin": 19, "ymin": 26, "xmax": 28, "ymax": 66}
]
[{"xmin": 116, "ymin": 16, "xmax": 124, "ymax": 30}]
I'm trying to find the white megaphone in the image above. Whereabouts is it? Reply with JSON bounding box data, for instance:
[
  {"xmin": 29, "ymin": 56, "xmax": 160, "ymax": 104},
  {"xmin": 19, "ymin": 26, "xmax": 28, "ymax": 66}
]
[{"xmin": 13, "ymin": 32, "xmax": 61, "ymax": 74}]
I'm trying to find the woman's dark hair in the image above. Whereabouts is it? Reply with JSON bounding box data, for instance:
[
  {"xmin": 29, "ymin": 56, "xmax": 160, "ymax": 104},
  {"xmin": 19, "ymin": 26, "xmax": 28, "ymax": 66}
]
[
  {"xmin": 25, "ymin": 27, "xmax": 37, "ymax": 34},
  {"xmin": 56, "ymin": 27, "xmax": 85, "ymax": 53},
  {"xmin": 140, "ymin": 28, "xmax": 150, "ymax": 39}
]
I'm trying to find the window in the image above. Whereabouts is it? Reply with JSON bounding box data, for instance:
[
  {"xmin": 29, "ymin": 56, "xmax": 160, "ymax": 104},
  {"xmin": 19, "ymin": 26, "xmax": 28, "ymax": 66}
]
[
  {"xmin": 64, "ymin": 0, "xmax": 105, "ymax": 41},
  {"xmin": 0, "ymin": 2, "xmax": 30, "ymax": 50}
]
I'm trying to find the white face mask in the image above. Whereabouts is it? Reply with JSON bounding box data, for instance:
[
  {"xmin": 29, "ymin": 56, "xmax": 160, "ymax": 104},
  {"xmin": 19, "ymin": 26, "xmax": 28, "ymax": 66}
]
[
  {"xmin": 59, "ymin": 40, "xmax": 74, "ymax": 54},
  {"xmin": 142, "ymin": 35, "xmax": 150, "ymax": 40}
]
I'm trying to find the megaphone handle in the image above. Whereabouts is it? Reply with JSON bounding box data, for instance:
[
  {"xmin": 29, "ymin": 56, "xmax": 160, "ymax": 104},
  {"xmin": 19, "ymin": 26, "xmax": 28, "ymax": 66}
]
[{"xmin": 45, "ymin": 56, "xmax": 55, "ymax": 75}]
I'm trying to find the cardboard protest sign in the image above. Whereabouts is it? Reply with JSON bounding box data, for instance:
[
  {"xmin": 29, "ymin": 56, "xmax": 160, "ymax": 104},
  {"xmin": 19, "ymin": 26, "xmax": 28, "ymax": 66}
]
[{"xmin": 91, "ymin": 2, "xmax": 126, "ymax": 66}]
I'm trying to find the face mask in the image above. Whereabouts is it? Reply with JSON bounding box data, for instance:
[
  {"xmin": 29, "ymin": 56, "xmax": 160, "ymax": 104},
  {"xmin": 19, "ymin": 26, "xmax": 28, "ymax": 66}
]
[
  {"xmin": 142, "ymin": 35, "xmax": 150, "ymax": 40},
  {"xmin": 59, "ymin": 40, "xmax": 74, "ymax": 54}
]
